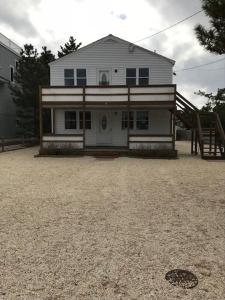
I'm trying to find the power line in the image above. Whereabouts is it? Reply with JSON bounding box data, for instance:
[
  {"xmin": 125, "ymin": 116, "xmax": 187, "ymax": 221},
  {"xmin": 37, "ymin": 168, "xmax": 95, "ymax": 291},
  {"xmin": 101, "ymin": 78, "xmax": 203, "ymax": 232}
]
[
  {"xmin": 178, "ymin": 66, "xmax": 225, "ymax": 72},
  {"xmin": 175, "ymin": 57, "xmax": 225, "ymax": 72},
  {"xmin": 134, "ymin": 10, "xmax": 202, "ymax": 43}
]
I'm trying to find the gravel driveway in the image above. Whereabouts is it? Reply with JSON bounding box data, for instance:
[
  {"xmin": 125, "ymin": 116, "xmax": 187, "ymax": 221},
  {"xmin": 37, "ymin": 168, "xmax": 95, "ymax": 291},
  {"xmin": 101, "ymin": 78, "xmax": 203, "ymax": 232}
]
[{"xmin": 0, "ymin": 142, "xmax": 225, "ymax": 299}]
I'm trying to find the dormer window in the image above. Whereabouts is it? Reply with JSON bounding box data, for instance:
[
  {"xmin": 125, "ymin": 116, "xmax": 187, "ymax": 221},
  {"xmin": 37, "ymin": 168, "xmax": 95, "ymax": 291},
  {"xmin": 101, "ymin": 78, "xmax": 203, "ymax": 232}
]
[{"xmin": 64, "ymin": 69, "xmax": 74, "ymax": 86}]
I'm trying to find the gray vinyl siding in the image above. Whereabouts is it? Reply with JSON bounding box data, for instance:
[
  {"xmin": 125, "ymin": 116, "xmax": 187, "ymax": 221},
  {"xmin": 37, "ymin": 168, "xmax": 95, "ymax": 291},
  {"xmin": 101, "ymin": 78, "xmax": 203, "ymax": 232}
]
[
  {"xmin": 0, "ymin": 43, "xmax": 20, "ymax": 138},
  {"xmin": 50, "ymin": 39, "xmax": 173, "ymax": 86}
]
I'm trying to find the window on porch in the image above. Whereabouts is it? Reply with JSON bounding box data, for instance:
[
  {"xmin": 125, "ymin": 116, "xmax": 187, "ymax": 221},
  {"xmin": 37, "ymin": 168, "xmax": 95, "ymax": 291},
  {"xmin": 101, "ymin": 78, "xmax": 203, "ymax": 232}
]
[
  {"xmin": 79, "ymin": 111, "xmax": 91, "ymax": 129},
  {"xmin": 122, "ymin": 111, "xmax": 134, "ymax": 129},
  {"xmin": 65, "ymin": 111, "xmax": 76, "ymax": 129},
  {"xmin": 64, "ymin": 69, "xmax": 74, "ymax": 86},
  {"xmin": 136, "ymin": 111, "xmax": 149, "ymax": 130}
]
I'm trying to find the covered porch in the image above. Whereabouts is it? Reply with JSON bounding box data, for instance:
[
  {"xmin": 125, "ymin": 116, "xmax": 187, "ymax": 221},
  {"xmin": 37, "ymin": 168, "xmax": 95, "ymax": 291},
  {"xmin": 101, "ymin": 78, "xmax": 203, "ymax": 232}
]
[{"xmin": 39, "ymin": 85, "xmax": 177, "ymax": 157}]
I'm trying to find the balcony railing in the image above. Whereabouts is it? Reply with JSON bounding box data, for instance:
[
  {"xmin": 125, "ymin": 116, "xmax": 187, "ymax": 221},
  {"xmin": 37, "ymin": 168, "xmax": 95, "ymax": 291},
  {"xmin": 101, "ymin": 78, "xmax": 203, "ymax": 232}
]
[{"xmin": 41, "ymin": 85, "xmax": 176, "ymax": 106}]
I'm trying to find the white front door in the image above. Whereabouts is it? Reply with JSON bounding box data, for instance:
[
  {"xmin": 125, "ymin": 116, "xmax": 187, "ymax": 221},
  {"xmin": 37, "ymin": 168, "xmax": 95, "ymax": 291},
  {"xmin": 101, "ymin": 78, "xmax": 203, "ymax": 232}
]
[{"xmin": 96, "ymin": 112, "xmax": 112, "ymax": 145}]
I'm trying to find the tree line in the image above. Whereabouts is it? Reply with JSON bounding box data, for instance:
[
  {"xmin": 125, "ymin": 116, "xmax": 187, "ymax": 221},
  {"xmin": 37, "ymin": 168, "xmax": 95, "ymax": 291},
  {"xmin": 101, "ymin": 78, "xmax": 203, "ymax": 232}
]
[{"xmin": 10, "ymin": 37, "xmax": 81, "ymax": 137}]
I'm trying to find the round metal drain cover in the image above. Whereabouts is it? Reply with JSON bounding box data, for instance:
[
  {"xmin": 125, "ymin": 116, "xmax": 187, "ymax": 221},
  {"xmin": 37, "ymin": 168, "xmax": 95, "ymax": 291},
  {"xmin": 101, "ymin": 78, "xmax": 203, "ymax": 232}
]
[{"xmin": 165, "ymin": 269, "xmax": 198, "ymax": 289}]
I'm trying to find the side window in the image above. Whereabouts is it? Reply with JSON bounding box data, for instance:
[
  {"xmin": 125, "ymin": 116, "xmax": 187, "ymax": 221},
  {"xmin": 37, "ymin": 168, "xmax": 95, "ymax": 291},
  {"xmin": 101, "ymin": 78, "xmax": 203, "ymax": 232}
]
[
  {"xmin": 64, "ymin": 69, "xmax": 74, "ymax": 86},
  {"xmin": 79, "ymin": 111, "xmax": 91, "ymax": 129},
  {"xmin": 121, "ymin": 111, "xmax": 134, "ymax": 129},
  {"xmin": 136, "ymin": 111, "xmax": 149, "ymax": 130},
  {"xmin": 126, "ymin": 68, "xmax": 136, "ymax": 86},
  {"xmin": 77, "ymin": 69, "xmax": 86, "ymax": 86},
  {"xmin": 15, "ymin": 60, "xmax": 19, "ymax": 70},
  {"xmin": 10, "ymin": 66, "xmax": 14, "ymax": 82},
  {"xmin": 139, "ymin": 68, "xmax": 149, "ymax": 85},
  {"xmin": 65, "ymin": 111, "xmax": 76, "ymax": 129}
]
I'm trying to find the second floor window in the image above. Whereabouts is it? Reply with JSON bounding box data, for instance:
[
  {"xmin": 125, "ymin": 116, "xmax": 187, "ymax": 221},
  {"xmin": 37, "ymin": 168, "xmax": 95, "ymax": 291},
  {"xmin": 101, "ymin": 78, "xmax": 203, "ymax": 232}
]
[
  {"xmin": 64, "ymin": 69, "xmax": 74, "ymax": 86},
  {"xmin": 139, "ymin": 68, "xmax": 149, "ymax": 85},
  {"xmin": 77, "ymin": 69, "xmax": 86, "ymax": 86},
  {"xmin": 126, "ymin": 68, "xmax": 136, "ymax": 86},
  {"xmin": 65, "ymin": 111, "xmax": 76, "ymax": 129}
]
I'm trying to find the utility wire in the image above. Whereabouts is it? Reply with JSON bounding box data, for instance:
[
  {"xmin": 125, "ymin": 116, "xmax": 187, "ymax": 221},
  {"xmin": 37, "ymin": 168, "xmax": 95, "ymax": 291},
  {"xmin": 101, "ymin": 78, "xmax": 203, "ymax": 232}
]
[
  {"xmin": 175, "ymin": 57, "xmax": 225, "ymax": 72},
  {"xmin": 134, "ymin": 10, "xmax": 202, "ymax": 43}
]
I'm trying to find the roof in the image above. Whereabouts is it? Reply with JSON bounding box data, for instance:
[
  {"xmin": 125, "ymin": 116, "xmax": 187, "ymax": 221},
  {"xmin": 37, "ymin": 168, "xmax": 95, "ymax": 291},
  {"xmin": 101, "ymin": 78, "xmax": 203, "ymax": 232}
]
[
  {"xmin": 0, "ymin": 32, "xmax": 21, "ymax": 56},
  {"xmin": 49, "ymin": 34, "xmax": 175, "ymax": 66}
]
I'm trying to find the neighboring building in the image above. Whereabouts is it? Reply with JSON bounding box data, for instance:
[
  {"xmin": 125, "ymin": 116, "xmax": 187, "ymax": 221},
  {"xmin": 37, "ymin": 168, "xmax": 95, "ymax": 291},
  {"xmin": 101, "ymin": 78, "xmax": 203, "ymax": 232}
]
[
  {"xmin": 39, "ymin": 34, "xmax": 177, "ymax": 156},
  {"xmin": 0, "ymin": 33, "xmax": 21, "ymax": 138}
]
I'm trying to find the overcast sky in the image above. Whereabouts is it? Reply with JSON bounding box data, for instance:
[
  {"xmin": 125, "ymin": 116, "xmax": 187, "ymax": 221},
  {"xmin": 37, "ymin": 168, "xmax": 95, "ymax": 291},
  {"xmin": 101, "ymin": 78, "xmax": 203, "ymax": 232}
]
[{"xmin": 0, "ymin": 0, "xmax": 224, "ymax": 107}]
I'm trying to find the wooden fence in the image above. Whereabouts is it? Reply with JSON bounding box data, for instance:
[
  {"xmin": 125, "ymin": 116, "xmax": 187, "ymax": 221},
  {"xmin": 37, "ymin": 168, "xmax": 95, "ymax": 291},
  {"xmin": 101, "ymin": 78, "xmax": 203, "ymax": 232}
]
[{"xmin": 0, "ymin": 137, "xmax": 38, "ymax": 152}]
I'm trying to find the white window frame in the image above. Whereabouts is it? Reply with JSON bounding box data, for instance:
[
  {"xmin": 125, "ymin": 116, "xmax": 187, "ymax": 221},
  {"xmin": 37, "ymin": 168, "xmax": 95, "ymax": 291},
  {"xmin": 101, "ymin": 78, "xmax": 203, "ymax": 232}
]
[
  {"xmin": 126, "ymin": 67, "xmax": 150, "ymax": 85},
  {"xmin": 76, "ymin": 69, "xmax": 87, "ymax": 86},
  {"xmin": 64, "ymin": 69, "xmax": 74, "ymax": 86},
  {"xmin": 138, "ymin": 68, "xmax": 149, "ymax": 85}
]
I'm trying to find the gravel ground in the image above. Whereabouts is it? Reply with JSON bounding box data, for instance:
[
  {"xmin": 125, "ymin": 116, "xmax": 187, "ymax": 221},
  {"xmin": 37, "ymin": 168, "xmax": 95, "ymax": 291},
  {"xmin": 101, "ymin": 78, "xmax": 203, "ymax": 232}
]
[{"xmin": 0, "ymin": 142, "xmax": 225, "ymax": 300}]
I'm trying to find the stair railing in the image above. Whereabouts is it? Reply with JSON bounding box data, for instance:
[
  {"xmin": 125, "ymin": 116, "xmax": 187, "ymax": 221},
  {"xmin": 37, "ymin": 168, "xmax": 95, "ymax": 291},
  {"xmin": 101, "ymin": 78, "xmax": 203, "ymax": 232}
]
[
  {"xmin": 196, "ymin": 113, "xmax": 204, "ymax": 158},
  {"xmin": 176, "ymin": 92, "xmax": 199, "ymax": 112},
  {"xmin": 213, "ymin": 112, "xmax": 225, "ymax": 156}
]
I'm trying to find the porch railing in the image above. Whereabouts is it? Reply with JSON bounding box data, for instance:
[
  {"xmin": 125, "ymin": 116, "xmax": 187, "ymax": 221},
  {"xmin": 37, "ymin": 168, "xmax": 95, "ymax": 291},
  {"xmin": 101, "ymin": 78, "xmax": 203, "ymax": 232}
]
[{"xmin": 41, "ymin": 85, "xmax": 176, "ymax": 105}]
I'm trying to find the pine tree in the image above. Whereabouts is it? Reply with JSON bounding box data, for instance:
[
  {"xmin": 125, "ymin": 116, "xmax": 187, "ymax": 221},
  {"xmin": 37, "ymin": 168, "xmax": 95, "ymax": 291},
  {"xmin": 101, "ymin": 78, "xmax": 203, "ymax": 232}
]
[
  {"xmin": 58, "ymin": 36, "xmax": 81, "ymax": 58},
  {"xmin": 196, "ymin": 89, "xmax": 225, "ymax": 129},
  {"xmin": 10, "ymin": 44, "xmax": 55, "ymax": 137},
  {"xmin": 195, "ymin": 0, "xmax": 225, "ymax": 54}
]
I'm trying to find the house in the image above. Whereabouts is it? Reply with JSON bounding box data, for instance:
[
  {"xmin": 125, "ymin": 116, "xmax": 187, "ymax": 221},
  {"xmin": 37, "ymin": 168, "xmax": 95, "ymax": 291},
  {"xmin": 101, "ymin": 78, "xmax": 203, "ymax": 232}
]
[
  {"xmin": 39, "ymin": 34, "xmax": 178, "ymax": 157},
  {"xmin": 0, "ymin": 33, "xmax": 21, "ymax": 138}
]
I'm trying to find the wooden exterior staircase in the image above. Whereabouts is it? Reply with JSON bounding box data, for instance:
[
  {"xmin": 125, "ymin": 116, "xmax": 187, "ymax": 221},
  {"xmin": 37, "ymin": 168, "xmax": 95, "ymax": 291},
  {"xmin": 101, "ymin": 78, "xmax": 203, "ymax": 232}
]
[{"xmin": 175, "ymin": 92, "xmax": 225, "ymax": 160}]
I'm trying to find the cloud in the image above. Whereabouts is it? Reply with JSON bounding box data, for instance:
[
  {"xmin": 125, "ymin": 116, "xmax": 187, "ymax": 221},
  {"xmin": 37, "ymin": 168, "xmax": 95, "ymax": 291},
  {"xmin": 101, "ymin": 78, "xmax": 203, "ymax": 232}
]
[
  {"xmin": 117, "ymin": 13, "xmax": 127, "ymax": 20},
  {"xmin": 111, "ymin": 11, "xmax": 127, "ymax": 21},
  {"xmin": 0, "ymin": 0, "xmax": 40, "ymax": 37}
]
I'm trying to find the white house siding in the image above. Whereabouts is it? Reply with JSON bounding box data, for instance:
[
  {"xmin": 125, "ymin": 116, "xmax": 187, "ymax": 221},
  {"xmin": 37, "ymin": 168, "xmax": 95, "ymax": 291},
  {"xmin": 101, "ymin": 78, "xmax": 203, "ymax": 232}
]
[
  {"xmin": 50, "ymin": 38, "xmax": 173, "ymax": 86},
  {"xmin": 53, "ymin": 108, "xmax": 171, "ymax": 148}
]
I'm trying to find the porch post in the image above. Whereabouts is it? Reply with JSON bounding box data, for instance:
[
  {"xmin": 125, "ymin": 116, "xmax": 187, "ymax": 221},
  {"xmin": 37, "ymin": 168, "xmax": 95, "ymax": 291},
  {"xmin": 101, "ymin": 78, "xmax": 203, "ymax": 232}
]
[
  {"xmin": 39, "ymin": 85, "xmax": 43, "ymax": 152},
  {"xmin": 83, "ymin": 86, "xmax": 85, "ymax": 149},
  {"xmin": 51, "ymin": 108, "xmax": 54, "ymax": 134},
  {"xmin": 127, "ymin": 86, "xmax": 130, "ymax": 148},
  {"xmin": 172, "ymin": 86, "xmax": 177, "ymax": 150},
  {"xmin": 191, "ymin": 129, "xmax": 194, "ymax": 154},
  {"xmin": 195, "ymin": 129, "xmax": 198, "ymax": 155}
]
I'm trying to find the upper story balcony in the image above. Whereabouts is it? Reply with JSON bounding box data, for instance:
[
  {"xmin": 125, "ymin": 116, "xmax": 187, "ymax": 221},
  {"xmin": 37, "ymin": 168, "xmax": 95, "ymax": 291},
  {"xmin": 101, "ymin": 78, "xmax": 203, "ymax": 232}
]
[{"xmin": 41, "ymin": 84, "xmax": 176, "ymax": 109}]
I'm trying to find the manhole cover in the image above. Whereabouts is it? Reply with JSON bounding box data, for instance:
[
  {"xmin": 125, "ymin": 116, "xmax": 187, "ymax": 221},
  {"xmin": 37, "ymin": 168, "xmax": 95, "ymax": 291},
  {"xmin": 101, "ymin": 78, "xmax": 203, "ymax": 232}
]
[{"xmin": 165, "ymin": 269, "xmax": 198, "ymax": 289}]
